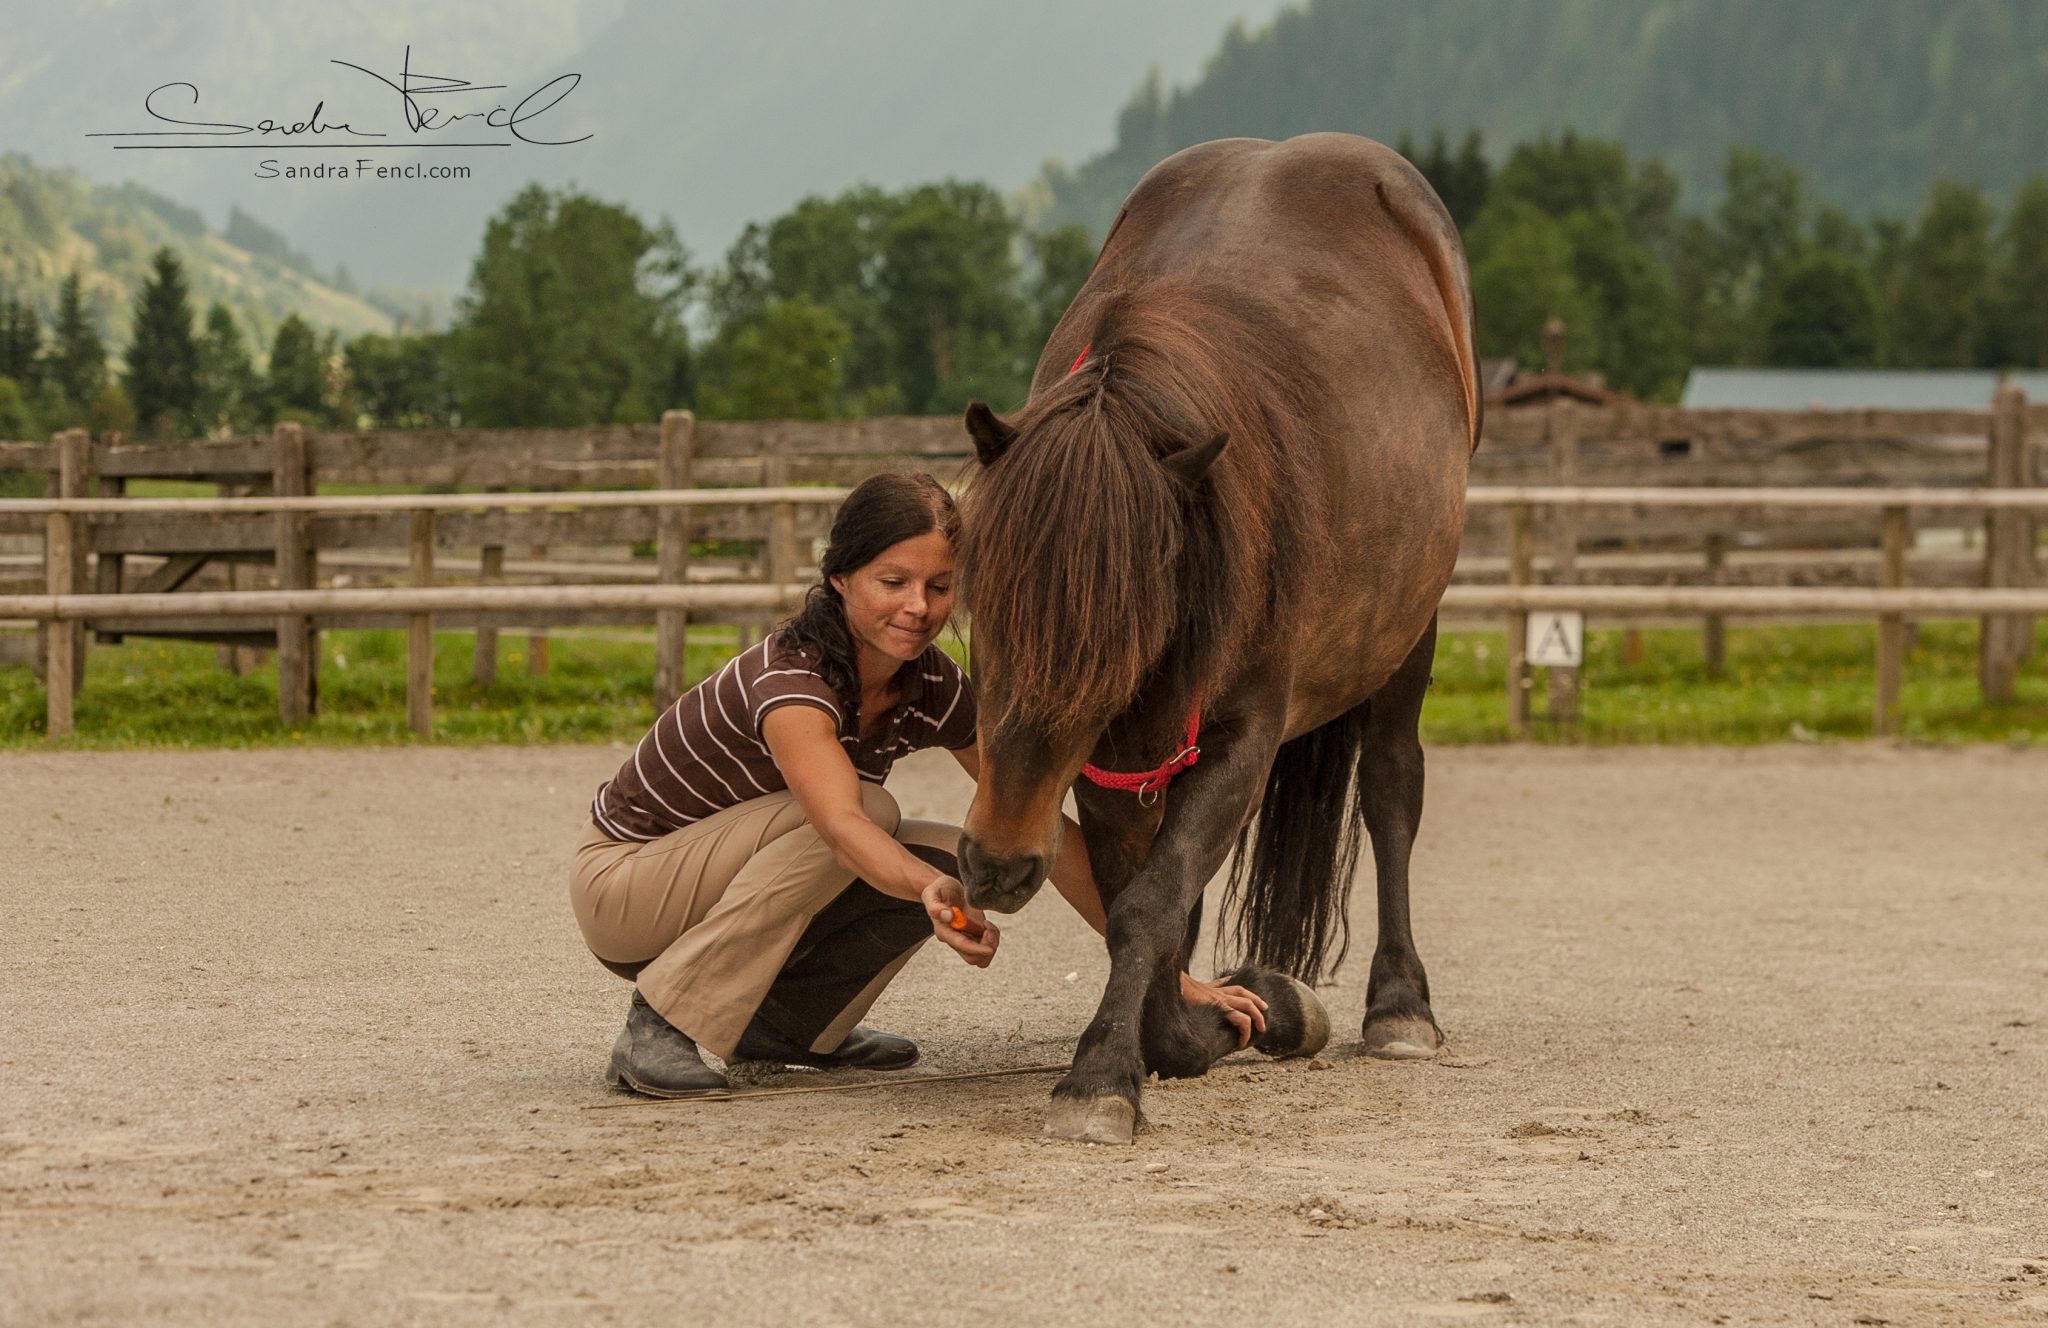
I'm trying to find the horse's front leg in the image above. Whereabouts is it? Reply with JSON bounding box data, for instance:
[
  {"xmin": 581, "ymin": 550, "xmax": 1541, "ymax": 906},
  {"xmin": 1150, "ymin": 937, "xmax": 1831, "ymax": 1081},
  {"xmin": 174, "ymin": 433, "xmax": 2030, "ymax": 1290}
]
[{"xmin": 1047, "ymin": 722, "xmax": 1278, "ymax": 1146}]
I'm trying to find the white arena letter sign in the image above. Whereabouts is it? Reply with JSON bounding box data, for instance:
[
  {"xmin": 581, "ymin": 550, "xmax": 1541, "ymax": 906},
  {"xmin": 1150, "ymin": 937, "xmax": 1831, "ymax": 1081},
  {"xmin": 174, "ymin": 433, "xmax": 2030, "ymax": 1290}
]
[{"xmin": 1526, "ymin": 611, "xmax": 1584, "ymax": 668}]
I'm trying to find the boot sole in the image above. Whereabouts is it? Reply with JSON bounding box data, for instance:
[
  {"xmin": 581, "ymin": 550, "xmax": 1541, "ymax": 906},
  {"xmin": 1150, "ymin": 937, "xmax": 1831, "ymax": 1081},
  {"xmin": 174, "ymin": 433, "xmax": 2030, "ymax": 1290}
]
[
  {"xmin": 606, "ymin": 1059, "xmax": 730, "ymax": 1100},
  {"xmin": 731, "ymin": 1047, "xmax": 921, "ymax": 1072}
]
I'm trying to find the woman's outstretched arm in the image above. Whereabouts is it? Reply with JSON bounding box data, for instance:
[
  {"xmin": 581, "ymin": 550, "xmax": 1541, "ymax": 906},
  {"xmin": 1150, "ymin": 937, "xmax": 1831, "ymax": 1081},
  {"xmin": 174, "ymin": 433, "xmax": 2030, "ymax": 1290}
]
[{"xmin": 765, "ymin": 705, "xmax": 997, "ymax": 966}]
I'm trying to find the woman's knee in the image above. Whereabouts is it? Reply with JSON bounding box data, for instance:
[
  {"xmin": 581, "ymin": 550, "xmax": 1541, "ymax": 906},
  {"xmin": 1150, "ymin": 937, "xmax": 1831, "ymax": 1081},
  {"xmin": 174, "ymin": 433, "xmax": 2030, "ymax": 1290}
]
[{"xmin": 858, "ymin": 781, "xmax": 902, "ymax": 836}]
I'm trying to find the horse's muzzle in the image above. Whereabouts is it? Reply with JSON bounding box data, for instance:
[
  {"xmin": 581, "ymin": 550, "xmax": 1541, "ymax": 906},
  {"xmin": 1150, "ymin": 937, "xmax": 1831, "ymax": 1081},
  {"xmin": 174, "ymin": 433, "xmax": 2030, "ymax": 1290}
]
[{"xmin": 957, "ymin": 835, "xmax": 1047, "ymax": 914}]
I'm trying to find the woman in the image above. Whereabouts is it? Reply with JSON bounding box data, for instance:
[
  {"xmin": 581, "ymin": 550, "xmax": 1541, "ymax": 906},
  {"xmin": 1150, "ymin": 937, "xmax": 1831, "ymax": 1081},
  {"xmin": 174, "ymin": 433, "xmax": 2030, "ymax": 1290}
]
[{"xmin": 569, "ymin": 471, "xmax": 1264, "ymax": 1098}]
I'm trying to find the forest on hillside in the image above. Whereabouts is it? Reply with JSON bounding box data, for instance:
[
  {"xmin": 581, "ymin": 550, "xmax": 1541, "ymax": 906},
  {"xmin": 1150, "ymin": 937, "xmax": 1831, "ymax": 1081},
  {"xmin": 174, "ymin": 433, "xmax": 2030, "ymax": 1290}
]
[{"xmin": 1036, "ymin": 0, "xmax": 2048, "ymax": 239}]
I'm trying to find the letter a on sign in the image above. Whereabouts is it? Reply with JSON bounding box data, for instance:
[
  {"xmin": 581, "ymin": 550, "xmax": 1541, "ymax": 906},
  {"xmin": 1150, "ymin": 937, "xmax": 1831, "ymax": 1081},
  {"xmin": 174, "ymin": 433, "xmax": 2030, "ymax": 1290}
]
[{"xmin": 1526, "ymin": 611, "xmax": 1584, "ymax": 668}]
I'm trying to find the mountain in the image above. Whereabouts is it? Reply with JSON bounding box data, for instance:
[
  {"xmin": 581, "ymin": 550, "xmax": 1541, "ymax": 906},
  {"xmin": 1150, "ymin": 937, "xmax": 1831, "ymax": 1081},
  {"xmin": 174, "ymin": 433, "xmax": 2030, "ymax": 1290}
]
[
  {"xmin": 0, "ymin": 154, "xmax": 390, "ymax": 360},
  {"xmin": 1037, "ymin": 0, "xmax": 2048, "ymax": 240}
]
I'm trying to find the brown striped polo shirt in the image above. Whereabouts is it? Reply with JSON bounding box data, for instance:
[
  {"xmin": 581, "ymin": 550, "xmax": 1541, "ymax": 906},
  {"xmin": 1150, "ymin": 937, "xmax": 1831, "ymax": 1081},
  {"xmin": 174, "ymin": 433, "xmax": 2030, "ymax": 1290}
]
[{"xmin": 590, "ymin": 632, "xmax": 977, "ymax": 843}]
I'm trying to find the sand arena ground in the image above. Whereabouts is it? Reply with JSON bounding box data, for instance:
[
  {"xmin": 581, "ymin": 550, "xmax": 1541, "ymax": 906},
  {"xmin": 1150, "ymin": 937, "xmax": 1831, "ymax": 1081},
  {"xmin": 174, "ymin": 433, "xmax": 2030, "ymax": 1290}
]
[{"xmin": 3, "ymin": 743, "xmax": 2045, "ymax": 1326}]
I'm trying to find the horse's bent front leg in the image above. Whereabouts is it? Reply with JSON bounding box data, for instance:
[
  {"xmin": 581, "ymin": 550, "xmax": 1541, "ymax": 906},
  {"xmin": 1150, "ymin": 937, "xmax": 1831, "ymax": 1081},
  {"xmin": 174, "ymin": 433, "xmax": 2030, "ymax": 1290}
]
[{"xmin": 1048, "ymin": 721, "xmax": 1278, "ymax": 1145}]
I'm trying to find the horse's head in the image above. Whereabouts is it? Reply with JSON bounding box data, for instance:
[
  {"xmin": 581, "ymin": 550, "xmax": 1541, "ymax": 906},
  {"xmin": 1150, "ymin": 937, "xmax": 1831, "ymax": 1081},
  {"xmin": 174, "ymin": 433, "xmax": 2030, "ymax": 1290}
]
[{"xmin": 954, "ymin": 396, "xmax": 1226, "ymax": 912}]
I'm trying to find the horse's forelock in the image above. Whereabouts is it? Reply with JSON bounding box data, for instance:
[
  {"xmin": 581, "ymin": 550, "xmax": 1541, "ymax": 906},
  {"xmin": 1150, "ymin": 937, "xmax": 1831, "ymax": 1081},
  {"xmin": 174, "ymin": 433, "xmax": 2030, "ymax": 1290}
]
[
  {"xmin": 960, "ymin": 388, "xmax": 1185, "ymax": 738},
  {"xmin": 960, "ymin": 281, "xmax": 1327, "ymax": 741}
]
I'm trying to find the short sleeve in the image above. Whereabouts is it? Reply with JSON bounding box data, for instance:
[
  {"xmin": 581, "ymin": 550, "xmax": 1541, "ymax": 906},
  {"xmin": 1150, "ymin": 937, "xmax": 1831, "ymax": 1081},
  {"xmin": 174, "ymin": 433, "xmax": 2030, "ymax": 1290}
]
[
  {"xmin": 925, "ymin": 651, "xmax": 978, "ymax": 750},
  {"xmin": 751, "ymin": 644, "xmax": 846, "ymax": 740}
]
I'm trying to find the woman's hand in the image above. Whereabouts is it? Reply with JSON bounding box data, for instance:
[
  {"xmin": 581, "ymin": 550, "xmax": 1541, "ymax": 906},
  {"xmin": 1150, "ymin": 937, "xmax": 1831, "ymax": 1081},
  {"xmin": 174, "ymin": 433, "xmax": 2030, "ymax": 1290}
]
[
  {"xmin": 921, "ymin": 875, "xmax": 1000, "ymax": 969},
  {"xmin": 1180, "ymin": 972, "xmax": 1270, "ymax": 1048}
]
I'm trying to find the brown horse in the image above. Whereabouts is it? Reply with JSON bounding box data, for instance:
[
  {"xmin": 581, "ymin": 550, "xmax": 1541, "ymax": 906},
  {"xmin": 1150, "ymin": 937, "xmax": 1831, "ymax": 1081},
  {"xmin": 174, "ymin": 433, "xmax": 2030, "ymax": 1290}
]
[{"xmin": 955, "ymin": 133, "xmax": 1479, "ymax": 1144}]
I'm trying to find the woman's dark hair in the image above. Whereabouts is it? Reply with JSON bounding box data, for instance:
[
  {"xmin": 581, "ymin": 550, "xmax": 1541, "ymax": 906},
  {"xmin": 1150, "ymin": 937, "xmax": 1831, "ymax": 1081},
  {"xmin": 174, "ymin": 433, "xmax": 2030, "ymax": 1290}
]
[{"xmin": 778, "ymin": 471, "xmax": 959, "ymax": 724}]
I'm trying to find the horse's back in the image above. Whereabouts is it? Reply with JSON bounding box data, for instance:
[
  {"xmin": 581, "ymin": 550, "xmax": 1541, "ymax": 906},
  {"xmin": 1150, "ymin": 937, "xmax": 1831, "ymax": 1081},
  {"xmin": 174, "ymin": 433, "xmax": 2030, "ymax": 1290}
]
[{"xmin": 1081, "ymin": 133, "xmax": 1474, "ymax": 446}]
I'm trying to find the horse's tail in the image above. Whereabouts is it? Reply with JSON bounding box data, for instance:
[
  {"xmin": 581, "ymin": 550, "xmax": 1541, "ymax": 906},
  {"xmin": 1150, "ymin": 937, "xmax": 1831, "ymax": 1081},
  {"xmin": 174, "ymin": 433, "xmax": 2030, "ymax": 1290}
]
[{"xmin": 1222, "ymin": 702, "xmax": 1370, "ymax": 983}]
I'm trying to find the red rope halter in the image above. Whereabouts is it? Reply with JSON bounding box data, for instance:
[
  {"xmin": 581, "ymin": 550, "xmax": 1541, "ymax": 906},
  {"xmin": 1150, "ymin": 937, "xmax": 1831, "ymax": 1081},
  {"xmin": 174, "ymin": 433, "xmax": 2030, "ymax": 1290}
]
[{"xmin": 1079, "ymin": 691, "xmax": 1203, "ymax": 803}]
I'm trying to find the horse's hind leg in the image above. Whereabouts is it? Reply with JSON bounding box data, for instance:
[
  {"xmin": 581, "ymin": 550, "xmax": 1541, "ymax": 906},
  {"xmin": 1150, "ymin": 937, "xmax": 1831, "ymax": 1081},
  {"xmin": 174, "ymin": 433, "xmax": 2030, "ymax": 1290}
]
[{"xmin": 1359, "ymin": 616, "xmax": 1445, "ymax": 1059}]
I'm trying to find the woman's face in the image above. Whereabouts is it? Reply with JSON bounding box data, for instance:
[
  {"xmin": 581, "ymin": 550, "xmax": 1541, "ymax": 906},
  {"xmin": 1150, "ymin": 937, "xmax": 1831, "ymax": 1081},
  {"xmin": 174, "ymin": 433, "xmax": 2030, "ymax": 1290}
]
[{"xmin": 831, "ymin": 529, "xmax": 956, "ymax": 674}]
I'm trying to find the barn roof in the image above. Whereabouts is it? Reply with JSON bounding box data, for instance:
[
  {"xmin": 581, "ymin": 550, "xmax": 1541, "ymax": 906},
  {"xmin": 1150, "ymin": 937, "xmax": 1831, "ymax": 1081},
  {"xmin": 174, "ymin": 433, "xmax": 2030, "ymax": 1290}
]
[{"xmin": 1682, "ymin": 368, "xmax": 2048, "ymax": 410}]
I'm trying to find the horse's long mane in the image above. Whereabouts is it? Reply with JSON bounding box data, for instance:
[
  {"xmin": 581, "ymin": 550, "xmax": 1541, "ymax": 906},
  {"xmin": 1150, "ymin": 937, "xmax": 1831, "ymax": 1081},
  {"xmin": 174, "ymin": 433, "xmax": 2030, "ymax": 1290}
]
[{"xmin": 960, "ymin": 279, "xmax": 1328, "ymax": 737}]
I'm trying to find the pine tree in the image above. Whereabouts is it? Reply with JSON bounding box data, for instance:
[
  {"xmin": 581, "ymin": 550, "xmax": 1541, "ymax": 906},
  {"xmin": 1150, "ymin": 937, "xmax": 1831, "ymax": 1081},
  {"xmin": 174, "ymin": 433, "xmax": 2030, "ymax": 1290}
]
[
  {"xmin": 49, "ymin": 269, "xmax": 108, "ymax": 420},
  {"xmin": 1897, "ymin": 180, "xmax": 1996, "ymax": 367},
  {"xmin": 265, "ymin": 314, "xmax": 328, "ymax": 420},
  {"xmin": 0, "ymin": 294, "xmax": 43, "ymax": 389},
  {"xmin": 1763, "ymin": 252, "xmax": 1879, "ymax": 367},
  {"xmin": 194, "ymin": 303, "xmax": 261, "ymax": 436},
  {"xmin": 1991, "ymin": 176, "xmax": 2048, "ymax": 369},
  {"xmin": 124, "ymin": 247, "xmax": 202, "ymax": 440}
]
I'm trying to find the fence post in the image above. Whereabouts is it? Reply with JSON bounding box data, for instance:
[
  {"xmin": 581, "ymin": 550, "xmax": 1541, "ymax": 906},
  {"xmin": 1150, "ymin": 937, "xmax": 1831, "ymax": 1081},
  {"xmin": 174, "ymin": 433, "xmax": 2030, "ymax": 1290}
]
[
  {"xmin": 1545, "ymin": 400, "xmax": 1580, "ymax": 724},
  {"xmin": 56, "ymin": 430, "xmax": 89, "ymax": 695},
  {"xmin": 1980, "ymin": 385, "xmax": 2028, "ymax": 701},
  {"xmin": 755, "ymin": 452, "xmax": 792, "ymax": 648},
  {"xmin": 527, "ymin": 543, "xmax": 550, "ymax": 677},
  {"xmin": 409, "ymin": 509, "xmax": 435, "ymax": 738},
  {"xmin": 1874, "ymin": 505, "xmax": 1909, "ymax": 736},
  {"xmin": 1702, "ymin": 533, "xmax": 1728, "ymax": 679},
  {"xmin": 1507, "ymin": 500, "xmax": 1534, "ymax": 737},
  {"xmin": 474, "ymin": 484, "xmax": 506, "ymax": 686},
  {"xmin": 655, "ymin": 409, "xmax": 695, "ymax": 710},
  {"xmin": 42, "ymin": 506, "xmax": 77, "ymax": 736},
  {"xmin": 91, "ymin": 431, "xmax": 123, "ymax": 646},
  {"xmin": 272, "ymin": 422, "xmax": 313, "ymax": 726}
]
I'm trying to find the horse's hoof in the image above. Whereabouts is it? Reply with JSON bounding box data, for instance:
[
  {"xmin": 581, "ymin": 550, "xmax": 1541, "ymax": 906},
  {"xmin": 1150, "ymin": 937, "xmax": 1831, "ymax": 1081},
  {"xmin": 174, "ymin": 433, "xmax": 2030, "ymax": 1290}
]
[
  {"xmin": 1043, "ymin": 1095, "xmax": 1137, "ymax": 1145},
  {"xmin": 1255, "ymin": 975, "xmax": 1330, "ymax": 1059},
  {"xmin": 1363, "ymin": 1014, "xmax": 1442, "ymax": 1061}
]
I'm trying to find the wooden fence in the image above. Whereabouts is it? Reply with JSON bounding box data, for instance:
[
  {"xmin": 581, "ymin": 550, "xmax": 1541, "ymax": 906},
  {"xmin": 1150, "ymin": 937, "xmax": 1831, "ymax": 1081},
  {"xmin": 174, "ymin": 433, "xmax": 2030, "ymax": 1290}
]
[
  {"xmin": 1, "ymin": 390, "xmax": 2040, "ymax": 737},
  {"xmin": 6, "ymin": 484, "xmax": 2046, "ymax": 741}
]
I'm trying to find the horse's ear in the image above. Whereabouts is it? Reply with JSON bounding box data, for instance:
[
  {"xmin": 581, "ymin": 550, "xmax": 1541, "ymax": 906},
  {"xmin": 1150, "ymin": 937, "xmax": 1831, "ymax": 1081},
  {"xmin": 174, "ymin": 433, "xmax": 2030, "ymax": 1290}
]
[
  {"xmin": 1161, "ymin": 432, "xmax": 1228, "ymax": 488},
  {"xmin": 964, "ymin": 400, "xmax": 1017, "ymax": 467}
]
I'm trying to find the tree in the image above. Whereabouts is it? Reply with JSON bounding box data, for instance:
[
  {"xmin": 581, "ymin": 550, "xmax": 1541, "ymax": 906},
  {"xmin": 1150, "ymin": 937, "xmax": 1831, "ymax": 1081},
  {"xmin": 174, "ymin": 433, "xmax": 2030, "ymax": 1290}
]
[
  {"xmin": 1990, "ymin": 175, "xmax": 2048, "ymax": 368},
  {"xmin": 447, "ymin": 185, "xmax": 691, "ymax": 427},
  {"xmin": 194, "ymin": 303, "xmax": 262, "ymax": 436},
  {"xmin": 1466, "ymin": 138, "xmax": 1688, "ymax": 397},
  {"xmin": 0, "ymin": 294, "xmax": 42, "ymax": 391},
  {"xmin": 1560, "ymin": 206, "xmax": 1689, "ymax": 398},
  {"xmin": 1494, "ymin": 132, "xmax": 1637, "ymax": 229},
  {"xmin": 0, "ymin": 375, "xmax": 38, "ymax": 441},
  {"xmin": 1467, "ymin": 200, "xmax": 1599, "ymax": 374},
  {"xmin": 124, "ymin": 247, "xmax": 201, "ymax": 440},
  {"xmin": 875, "ymin": 181, "xmax": 1030, "ymax": 412},
  {"xmin": 88, "ymin": 381, "xmax": 136, "ymax": 438},
  {"xmin": 1896, "ymin": 179, "xmax": 1996, "ymax": 367},
  {"xmin": 696, "ymin": 297, "xmax": 852, "ymax": 420},
  {"xmin": 1402, "ymin": 129, "xmax": 1492, "ymax": 228},
  {"xmin": 0, "ymin": 377, "xmax": 44, "ymax": 494},
  {"xmin": 712, "ymin": 188, "xmax": 901, "ymax": 406},
  {"xmin": 1763, "ymin": 252, "xmax": 1879, "ymax": 367},
  {"xmin": 48, "ymin": 269, "xmax": 107, "ymax": 421},
  {"xmin": 266, "ymin": 313, "xmax": 328, "ymax": 420},
  {"xmin": 1026, "ymin": 224, "xmax": 1097, "ymax": 352},
  {"xmin": 343, "ymin": 331, "xmax": 452, "ymax": 428}
]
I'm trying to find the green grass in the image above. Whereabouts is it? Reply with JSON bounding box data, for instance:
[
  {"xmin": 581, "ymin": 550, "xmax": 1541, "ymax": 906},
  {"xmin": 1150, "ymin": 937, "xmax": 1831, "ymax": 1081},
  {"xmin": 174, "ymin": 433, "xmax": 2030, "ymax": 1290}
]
[
  {"xmin": 1423, "ymin": 619, "xmax": 2048, "ymax": 746},
  {"xmin": 2, "ymin": 621, "xmax": 2044, "ymax": 749}
]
